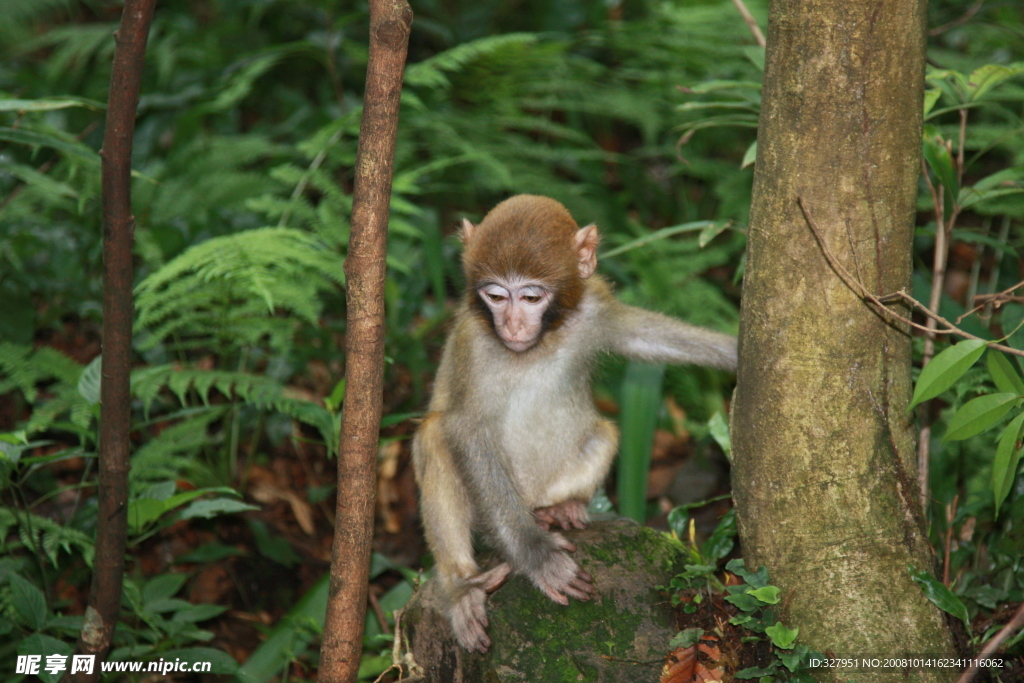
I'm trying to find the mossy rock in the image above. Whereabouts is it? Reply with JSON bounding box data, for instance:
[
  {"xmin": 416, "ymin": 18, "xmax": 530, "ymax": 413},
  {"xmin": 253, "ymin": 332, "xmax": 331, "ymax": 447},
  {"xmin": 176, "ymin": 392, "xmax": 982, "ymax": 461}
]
[{"xmin": 403, "ymin": 518, "xmax": 686, "ymax": 683}]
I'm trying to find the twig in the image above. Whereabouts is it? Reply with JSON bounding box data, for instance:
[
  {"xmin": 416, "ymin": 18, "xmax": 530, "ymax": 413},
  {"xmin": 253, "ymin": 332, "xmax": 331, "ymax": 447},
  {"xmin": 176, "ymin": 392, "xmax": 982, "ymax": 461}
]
[
  {"xmin": 942, "ymin": 494, "xmax": 957, "ymax": 586},
  {"xmin": 730, "ymin": 0, "xmax": 766, "ymax": 48},
  {"xmin": 797, "ymin": 197, "xmax": 1024, "ymax": 358},
  {"xmin": 955, "ymin": 601, "xmax": 1024, "ymax": 683},
  {"xmin": 984, "ymin": 217, "xmax": 1013, "ymax": 317},
  {"xmin": 319, "ymin": 1, "xmax": 412, "ymax": 682},
  {"xmin": 929, "ymin": 0, "xmax": 985, "ymax": 36},
  {"xmin": 959, "ymin": 279, "xmax": 1024, "ymax": 321},
  {"xmin": 70, "ymin": 3, "xmax": 156, "ymax": 682}
]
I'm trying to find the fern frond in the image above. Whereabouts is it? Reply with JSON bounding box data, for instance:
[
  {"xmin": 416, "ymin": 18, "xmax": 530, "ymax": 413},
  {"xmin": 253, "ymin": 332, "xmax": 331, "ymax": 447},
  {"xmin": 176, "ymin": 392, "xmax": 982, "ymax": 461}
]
[
  {"xmin": 135, "ymin": 227, "xmax": 345, "ymax": 351},
  {"xmin": 131, "ymin": 366, "xmax": 338, "ymax": 456},
  {"xmin": 131, "ymin": 410, "xmax": 223, "ymax": 486},
  {"xmin": 404, "ymin": 33, "xmax": 539, "ymax": 89},
  {"xmin": 0, "ymin": 507, "xmax": 94, "ymax": 567}
]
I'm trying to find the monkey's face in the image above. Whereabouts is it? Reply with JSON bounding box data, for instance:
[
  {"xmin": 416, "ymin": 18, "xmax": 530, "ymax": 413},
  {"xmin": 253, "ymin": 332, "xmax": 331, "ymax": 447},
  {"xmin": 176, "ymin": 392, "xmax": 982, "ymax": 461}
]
[{"xmin": 477, "ymin": 278, "xmax": 554, "ymax": 352}]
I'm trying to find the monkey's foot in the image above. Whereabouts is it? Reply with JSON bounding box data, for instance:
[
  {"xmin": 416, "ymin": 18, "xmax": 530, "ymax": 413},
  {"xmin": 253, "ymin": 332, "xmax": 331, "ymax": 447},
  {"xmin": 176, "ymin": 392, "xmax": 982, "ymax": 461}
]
[
  {"xmin": 448, "ymin": 564, "xmax": 511, "ymax": 653},
  {"xmin": 529, "ymin": 535, "xmax": 595, "ymax": 605},
  {"xmin": 533, "ymin": 500, "xmax": 589, "ymax": 531}
]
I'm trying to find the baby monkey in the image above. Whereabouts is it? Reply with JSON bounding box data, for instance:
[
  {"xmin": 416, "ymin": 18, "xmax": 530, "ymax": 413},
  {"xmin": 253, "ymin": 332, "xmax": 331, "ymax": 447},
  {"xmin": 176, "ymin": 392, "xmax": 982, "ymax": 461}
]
[{"xmin": 412, "ymin": 195, "xmax": 737, "ymax": 652}]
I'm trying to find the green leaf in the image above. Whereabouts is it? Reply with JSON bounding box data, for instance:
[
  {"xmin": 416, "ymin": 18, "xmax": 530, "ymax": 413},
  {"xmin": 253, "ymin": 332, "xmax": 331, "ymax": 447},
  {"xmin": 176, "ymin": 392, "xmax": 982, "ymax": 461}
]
[
  {"xmin": 178, "ymin": 497, "xmax": 260, "ymax": 520},
  {"xmin": 987, "ymin": 351, "xmax": 1024, "ymax": 395},
  {"xmin": 616, "ymin": 361, "xmax": 665, "ymax": 522},
  {"xmin": 778, "ymin": 644, "xmax": 810, "ymax": 672},
  {"xmin": 669, "ymin": 627, "xmax": 704, "ymax": 648},
  {"xmin": 909, "ymin": 339, "xmax": 987, "ymax": 408},
  {"xmin": 725, "ymin": 591, "xmax": 762, "ymax": 612},
  {"xmin": 726, "ymin": 558, "xmax": 770, "ymax": 588},
  {"xmin": 966, "ymin": 63, "xmax": 1024, "ymax": 101},
  {"xmin": 993, "ymin": 411, "xmax": 1024, "ymax": 516},
  {"xmin": 601, "ymin": 221, "xmax": 718, "ymax": 259},
  {"xmin": 943, "ymin": 393, "xmax": 1017, "ymax": 441},
  {"xmin": 0, "ymin": 97, "xmax": 104, "ymax": 112},
  {"xmin": 909, "ymin": 565, "xmax": 969, "ymax": 627},
  {"xmin": 699, "ymin": 221, "xmax": 729, "ymax": 247},
  {"xmin": 708, "ymin": 411, "xmax": 731, "ymax": 457},
  {"xmin": 748, "ymin": 586, "xmax": 781, "ymax": 604},
  {"xmin": 741, "ymin": 140, "xmax": 757, "ymax": 169},
  {"xmin": 923, "ymin": 88, "xmax": 942, "ymax": 116},
  {"xmin": 8, "ymin": 572, "xmax": 48, "ymax": 629},
  {"xmin": 701, "ymin": 508, "xmax": 736, "ymax": 562},
  {"xmin": 765, "ymin": 622, "xmax": 798, "ymax": 648},
  {"xmin": 77, "ymin": 355, "xmax": 102, "ymax": 405},
  {"xmin": 921, "ymin": 125, "xmax": 959, "ymax": 201},
  {"xmin": 0, "ymin": 127, "xmax": 100, "ymax": 165}
]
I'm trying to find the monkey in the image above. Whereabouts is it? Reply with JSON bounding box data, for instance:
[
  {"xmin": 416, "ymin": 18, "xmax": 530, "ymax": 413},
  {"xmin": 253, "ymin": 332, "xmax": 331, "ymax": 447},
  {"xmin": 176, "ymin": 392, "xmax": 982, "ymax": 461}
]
[{"xmin": 412, "ymin": 194, "xmax": 737, "ymax": 653}]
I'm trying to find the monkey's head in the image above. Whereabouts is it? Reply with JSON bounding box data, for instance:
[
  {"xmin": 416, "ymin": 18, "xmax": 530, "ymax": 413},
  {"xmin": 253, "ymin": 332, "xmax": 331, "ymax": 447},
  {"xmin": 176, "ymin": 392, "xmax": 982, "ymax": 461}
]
[{"xmin": 461, "ymin": 195, "xmax": 599, "ymax": 352}]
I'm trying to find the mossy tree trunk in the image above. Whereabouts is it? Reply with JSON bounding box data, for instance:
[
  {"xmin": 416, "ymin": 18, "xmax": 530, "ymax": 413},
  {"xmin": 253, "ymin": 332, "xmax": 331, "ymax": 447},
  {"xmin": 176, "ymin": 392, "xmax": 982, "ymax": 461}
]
[{"xmin": 730, "ymin": 0, "xmax": 957, "ymax": 680}]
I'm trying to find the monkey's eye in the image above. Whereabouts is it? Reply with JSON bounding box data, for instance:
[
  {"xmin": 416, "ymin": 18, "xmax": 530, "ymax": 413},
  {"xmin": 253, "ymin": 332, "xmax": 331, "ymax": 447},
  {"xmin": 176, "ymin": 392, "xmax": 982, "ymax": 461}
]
[
  {"xmin": 486, "ymin": 293, "xmax": 507, "ymax": 303},
  {"xmin": 522, "ymin": 294, "xmax": 541, "ymax": 304}
]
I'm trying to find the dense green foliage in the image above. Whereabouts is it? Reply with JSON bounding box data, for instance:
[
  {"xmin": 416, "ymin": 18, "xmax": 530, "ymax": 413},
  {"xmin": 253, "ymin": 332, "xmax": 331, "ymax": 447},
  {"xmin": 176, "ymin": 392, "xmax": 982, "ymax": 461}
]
[{"xmin": 1, "ymin": 0, "xmax": 1023, "ymax": 679}]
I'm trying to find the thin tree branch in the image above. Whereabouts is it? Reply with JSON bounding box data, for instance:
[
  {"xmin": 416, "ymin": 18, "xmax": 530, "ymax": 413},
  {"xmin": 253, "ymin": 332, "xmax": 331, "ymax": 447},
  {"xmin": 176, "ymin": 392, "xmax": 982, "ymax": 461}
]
[
  {"xmin": 730, "ymin": 0, "xmax": 766, "ymax": 48},
  {"xmin": 798, "ymin": 197, "xmax": 1024, "ymax": 358},
  {"xmin": 319, "ymin": 1, "xmax": 412, "ymax": 681},
  {"xmin": 929, "ymin": 0, "xmax": 985, "ymax": 36},
  {"xmin": 71, "ymin": 2, "xmax": 156, "ymax": 681},
  {"xmin": 955, "ymin": 601, "xmax": 1024, "ymax": 683}
]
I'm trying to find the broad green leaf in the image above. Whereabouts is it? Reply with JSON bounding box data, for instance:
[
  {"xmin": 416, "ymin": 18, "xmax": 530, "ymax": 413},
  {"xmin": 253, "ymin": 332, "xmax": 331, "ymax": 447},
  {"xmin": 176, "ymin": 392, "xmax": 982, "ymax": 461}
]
[
  {"xmin": 741, "ymin": 140, "xmax": 757, "ymax": 169},
  {"xmin": 922, "ymin": 125, "xmax": 959, "ymax": 200},
  {"xmin": 993, "ymin": 411, "xmax": 1024, "ymax": 516},
  {"xmin": 669, "ymin": 627, "xmax": 704, "ymax": 648},
  {"xmin": 923, "ymin": 88, "xmax": 942, "ymax": 116},
  {"xmin": 943, "ymin": 393, "xmax": 1017, "ymax": 441},
  {"xmin": 616, "ymin": 361, "xmax": 665, "ymax": 522},
  {"xmin": 748, "ymin": 585, "xmax": 780, "ymax": 604},
  {"xmin": 8, "ymin": 572, "xmax": 48, "ymax": 629},
  {"xmin": 909, "ymin": 339, "xmax": 987, "ymax": 408},
  {"xmin": 765, "ymin": 622, "xmax": 798, "ymax": 649},
  {"xmin": 987, "ymin": 351, "xmax": 1024, "ymax": 395},
  {"xmin": 967, "ymin": 63, "xmax": 1024, "ymax": 102},
  {"xmin": 909, "ymin": 565, "xmax": 969, "ymax": 627},
  {"xmin": 708, "ymin": 412, "xmax": 731, "ymax": 457}
]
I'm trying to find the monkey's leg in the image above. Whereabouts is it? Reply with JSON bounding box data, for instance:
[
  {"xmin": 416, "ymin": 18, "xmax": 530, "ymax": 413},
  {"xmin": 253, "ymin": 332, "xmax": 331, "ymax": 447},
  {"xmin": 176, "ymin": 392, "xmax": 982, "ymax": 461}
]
[
  {"xmin": 535, "ymin": 419, "xmax": 618, "ymax": 530},
  {"xmin": 415, "ymin": 416, "xmax": 508, "ymax": 653}
]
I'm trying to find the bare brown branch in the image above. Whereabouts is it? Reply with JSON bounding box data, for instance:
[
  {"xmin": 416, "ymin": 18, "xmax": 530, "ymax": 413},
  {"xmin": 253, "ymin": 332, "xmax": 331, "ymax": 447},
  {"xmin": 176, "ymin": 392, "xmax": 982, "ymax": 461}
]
[
  {"xmin": 798, "ymin": 196, "xmax": 1024, "ymax": 358},
  {"xmin": 729, "ymin": 0, "xmax": 767, "ymax": 48},
  {"xmin": 955, "ymin": 601, "xmax": 1024, "ymax": 683},
  {"xmin": 319, "ymin": 1, "xmax": 412, "ymax": 682},
  {"xmin": 70, "ymin": 3, "xmax": 155, "ymax": 681}
]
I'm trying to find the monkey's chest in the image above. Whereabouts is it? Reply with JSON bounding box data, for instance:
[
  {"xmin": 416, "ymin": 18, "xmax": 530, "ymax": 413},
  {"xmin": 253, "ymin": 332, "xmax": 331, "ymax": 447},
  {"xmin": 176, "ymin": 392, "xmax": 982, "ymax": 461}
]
[{"xmin": 489, "ymin": 360, "xmax": 597, "ymax": 473}]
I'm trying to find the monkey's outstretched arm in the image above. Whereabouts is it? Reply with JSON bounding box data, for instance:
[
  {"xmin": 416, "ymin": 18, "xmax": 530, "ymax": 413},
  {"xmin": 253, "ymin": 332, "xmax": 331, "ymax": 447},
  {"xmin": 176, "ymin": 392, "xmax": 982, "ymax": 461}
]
[{"xmin": 602, "ymin": 299, "xmax": 737, "ymax": 370}]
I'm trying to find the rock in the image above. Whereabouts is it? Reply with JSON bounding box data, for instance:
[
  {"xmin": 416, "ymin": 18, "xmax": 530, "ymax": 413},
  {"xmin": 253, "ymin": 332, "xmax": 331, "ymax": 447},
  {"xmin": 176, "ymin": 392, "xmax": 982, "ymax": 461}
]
[{"xmin": 402, "ymin": 518, "xmax": 685, "ymax": 683}]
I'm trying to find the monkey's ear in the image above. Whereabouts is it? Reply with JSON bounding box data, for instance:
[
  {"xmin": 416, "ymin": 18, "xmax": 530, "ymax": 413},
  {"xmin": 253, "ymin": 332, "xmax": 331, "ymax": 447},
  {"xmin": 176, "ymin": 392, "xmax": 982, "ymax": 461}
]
[
  {"xmin": 460, "ymin": 218, "xmax": 477, "ymax": 245},
  {"xmin": 575, "ymin": 224, "xmax": 599, "ymax": 279}
]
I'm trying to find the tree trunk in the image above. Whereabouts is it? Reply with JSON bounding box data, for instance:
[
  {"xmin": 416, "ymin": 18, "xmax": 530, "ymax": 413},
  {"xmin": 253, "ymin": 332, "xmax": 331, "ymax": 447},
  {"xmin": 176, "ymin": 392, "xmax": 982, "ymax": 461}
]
[
  {"xmin": 730, "ymin": 0, "xmax": 957, "ymax": 680},
  {"xmin": 72, "ymin": 3, "xmax": 155, "ymax": 680},
  {"xmin": 319, "ymin": 1, "xmax": 412, "ymax": 682}
]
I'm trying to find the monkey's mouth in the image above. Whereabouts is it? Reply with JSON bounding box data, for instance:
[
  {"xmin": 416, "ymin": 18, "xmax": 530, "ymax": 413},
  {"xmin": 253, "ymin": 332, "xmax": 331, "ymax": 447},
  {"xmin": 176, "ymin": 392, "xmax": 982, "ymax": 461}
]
[{"xmin": 502, "ymin": 337, "xmax": 536, "ymax": 352}]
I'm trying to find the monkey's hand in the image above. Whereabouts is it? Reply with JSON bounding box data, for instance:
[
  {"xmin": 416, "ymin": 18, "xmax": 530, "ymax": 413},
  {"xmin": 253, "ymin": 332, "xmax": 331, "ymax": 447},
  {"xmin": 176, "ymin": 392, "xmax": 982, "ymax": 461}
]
[
  {"xmin": 448, "ymin": 563, "xmax": 511, "ymax": 653},
  {"xmin": 527, "ymin": 533, "xmax": 595, "ymax": 606},
  {"xmin": 533, "ymin": 500, "xmax": 589, "ymax": 530}
]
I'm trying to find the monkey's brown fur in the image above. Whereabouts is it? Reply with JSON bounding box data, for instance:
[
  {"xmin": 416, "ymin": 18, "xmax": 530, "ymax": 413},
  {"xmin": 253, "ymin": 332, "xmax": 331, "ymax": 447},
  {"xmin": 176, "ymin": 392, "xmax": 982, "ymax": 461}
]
[{"xmin": 413, "ymin": 195, "xmax": 737, "ymax": 653}]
